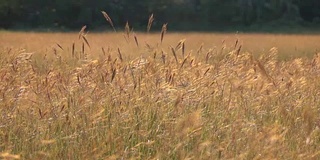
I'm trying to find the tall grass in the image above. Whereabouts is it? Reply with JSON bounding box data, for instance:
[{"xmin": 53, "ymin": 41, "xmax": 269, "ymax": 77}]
[{"xmin": 1, "ymin": 21, "xmax": 320, "ymax": 159}]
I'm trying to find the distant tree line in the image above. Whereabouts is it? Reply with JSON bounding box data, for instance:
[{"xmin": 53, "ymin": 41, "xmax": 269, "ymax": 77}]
[{"xmin": 0, "ymin": 0, "xmax": 319, "ymax": 31}]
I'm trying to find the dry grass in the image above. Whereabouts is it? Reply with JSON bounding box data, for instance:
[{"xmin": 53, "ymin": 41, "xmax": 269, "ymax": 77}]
[
  {"xmin": 1, "ymin": 30, "xmax": 320, "ymax": 159},
  {"xmin": 1, "ymin": 31, "xmax": 320, "ymax": 60}
]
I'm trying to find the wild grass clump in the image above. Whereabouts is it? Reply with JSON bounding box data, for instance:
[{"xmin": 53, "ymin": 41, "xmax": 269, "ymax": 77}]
[{"xmin": 1, "ymin": 19, "xmax": 320, "ymax": 159}]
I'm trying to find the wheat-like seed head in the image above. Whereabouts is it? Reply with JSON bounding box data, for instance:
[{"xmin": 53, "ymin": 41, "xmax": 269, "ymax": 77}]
[
  {"xmin": 79, "ymin": 25, "xmax": 86, "ymax": 39},
  {"xmin": 160, "ymin": 23, "xmax": 168, "ymax": 44},
  {"xmin": 147, "ymin": 13, "xmax": 154, "ymax": 33},
  {"xmin": 125, "ymin": 21, "xmax": 130, "ymax": 38},
  {"xmin": 101, "ymin": 11, "xmax": 116, "ymax": 32}
]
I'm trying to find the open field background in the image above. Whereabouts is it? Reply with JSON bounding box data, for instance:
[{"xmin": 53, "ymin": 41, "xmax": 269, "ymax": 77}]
[
  {"xmin": 1, "ymin": 31, "xmax": 320, "ymax": 159},
  {"xmin": 1, "ymin": 31, "xmax": 320, "ymax": 60}
]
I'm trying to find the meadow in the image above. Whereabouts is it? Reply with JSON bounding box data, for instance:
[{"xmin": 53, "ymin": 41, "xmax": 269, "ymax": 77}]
[{"xmin": 1, "ymin": 30, "xmax": 320, "ymax": 159}]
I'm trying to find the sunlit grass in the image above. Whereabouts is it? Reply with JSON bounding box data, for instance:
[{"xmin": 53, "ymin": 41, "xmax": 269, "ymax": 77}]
[
  {"xmin": 1, "ymin": 31, "xmax": 320, "ymax": 159},
  {"xmin": 1, "ymin": 31, "xmax": 320, "ymax": 59}
]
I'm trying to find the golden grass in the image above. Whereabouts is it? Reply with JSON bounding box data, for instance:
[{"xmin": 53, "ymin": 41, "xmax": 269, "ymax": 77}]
[
  {"xmin": 0, "ymin": 30, "xmax": 320, "ymax": 159},
  {"xmin": 1, "ymin": 31, "xmax": 320, "ymax": 59}
]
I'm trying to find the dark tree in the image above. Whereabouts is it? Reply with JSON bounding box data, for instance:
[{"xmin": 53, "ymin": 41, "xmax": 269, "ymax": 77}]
[{"xmin": 0, "ymin": 0, "xmax": 317, "ymax": 30}]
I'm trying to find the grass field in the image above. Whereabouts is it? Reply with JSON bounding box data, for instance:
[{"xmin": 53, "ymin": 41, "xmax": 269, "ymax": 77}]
[
  {"xmin": 1, "ymin": 30, "xmax": 320, "ymax": 159},
  {"xmin": 1, "ymin": 31, "xmax": 320, "ymax": 59}
]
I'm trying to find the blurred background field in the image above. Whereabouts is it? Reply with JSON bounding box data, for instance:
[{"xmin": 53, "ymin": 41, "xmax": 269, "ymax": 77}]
[{"xmin": 1, "ymin": 31, "xmax": 320, "ymax": 60}]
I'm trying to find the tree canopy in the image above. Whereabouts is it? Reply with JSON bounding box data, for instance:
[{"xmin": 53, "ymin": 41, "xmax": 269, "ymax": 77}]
[{"xmin": 0, "ymin": 0, "xmax": 319, "ymax": 31}]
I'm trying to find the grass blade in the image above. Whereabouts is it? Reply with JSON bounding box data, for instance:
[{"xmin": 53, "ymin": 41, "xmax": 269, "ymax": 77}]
[
  {"xmin": 171, "ymin": 46, "xmax": 178, "ymax": 64},
  {"xmin": 56, "ymin": 43, "xmax": 64, "ymax": 50},
  {"xmin": 82, "ymin": 36, "xmax": 91, "ymax": 49},
  {"xmin": 117, "ymin": 48, "xmax": 123, "ymax": 62},
  {"xmin": 134, "ymin": 33, "xmax": 139, "ymax": 47}
]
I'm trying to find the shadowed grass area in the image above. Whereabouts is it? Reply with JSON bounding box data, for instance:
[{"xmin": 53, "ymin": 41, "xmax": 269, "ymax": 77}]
[{"xmin": 1, "ymin": 31, "xmax": 320, "ymax": 159}]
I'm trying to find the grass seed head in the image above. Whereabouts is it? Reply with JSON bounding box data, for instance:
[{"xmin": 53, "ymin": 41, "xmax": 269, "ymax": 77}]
[
  {"xmin": 101, "ymin": 11, "xmax": 116, "ymax": 32},
  {"xmin": 160, "ymin": 23, "xmax": 168, "ymax": 43},
  {"xmin": 147, "ymin": 13, "xmax": 154, "ymax": 33}
]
